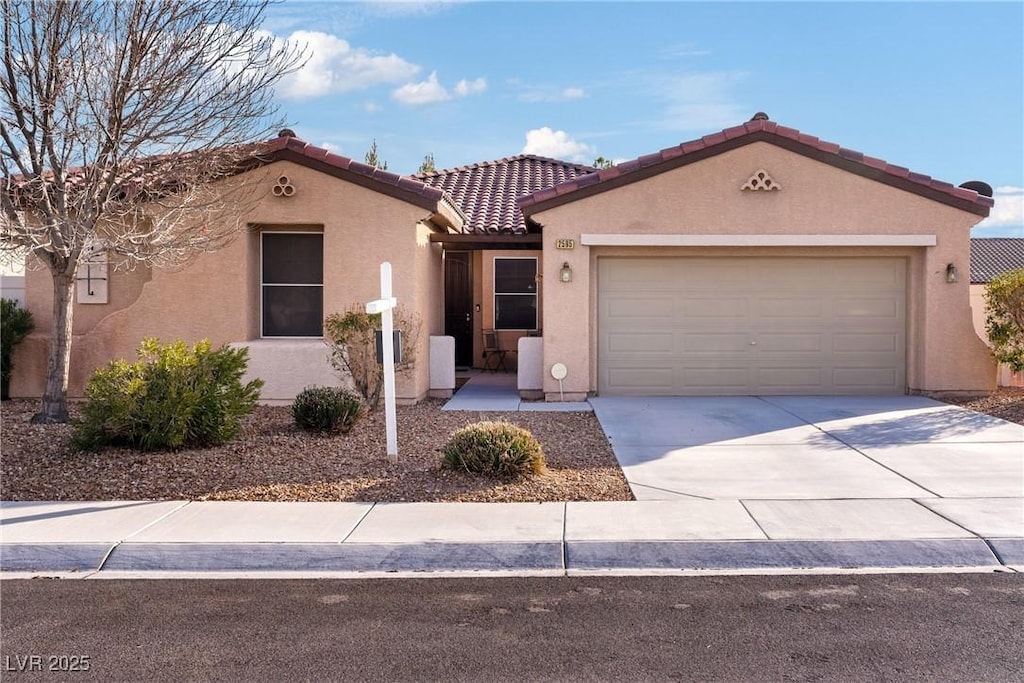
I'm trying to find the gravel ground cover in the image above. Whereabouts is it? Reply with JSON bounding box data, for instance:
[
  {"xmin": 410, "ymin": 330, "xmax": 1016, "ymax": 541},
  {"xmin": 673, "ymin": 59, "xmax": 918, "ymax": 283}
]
[
  {"xmin": 2, "ymin": 388, "xmax": 1020, "ymax": 503},
  {"xmin": 0, "ymin": 399, "xmax": 632, "ymax": 502}
]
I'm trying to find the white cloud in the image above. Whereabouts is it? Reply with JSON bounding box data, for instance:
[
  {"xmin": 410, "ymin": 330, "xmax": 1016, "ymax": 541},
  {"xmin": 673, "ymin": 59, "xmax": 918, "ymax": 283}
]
[
  {"xmin": 319, "ymin": 141, "xmax": 342, "ymax": 154},
  {"xmin": 522, "ymin": 127, "xmax": 595, "ymax": 162},
  {"xmin": 645, "ymin": 71, "xmax": 747, "ymax": 131},
  {"xmin": 392, "ymin": 71, "xmax": 451, "ymax": 105},
  {"xmin": 512, "ymin": 81, "xmax": 587, "ymax": 103},
  {"xmin": 393, "ymin": 72, "xmax": 486, "ymax": 105},
  {"xmin": 363, "ymin": 101, "xmax": 382, "ymax": 113},
  {"xmin": 454, "ymin": 77, "xmax": 487, "ymax": 96},
  {"xmin": 975, "ymin": 185, "xmax": 1024, "ymax": 229},
  {"xmin": 660, "ymin": 42, "xmax": 712, "ymax": 59},
  {"xmin": 274, "ymin": 31, "xmax": 420, "ymax": 100}
]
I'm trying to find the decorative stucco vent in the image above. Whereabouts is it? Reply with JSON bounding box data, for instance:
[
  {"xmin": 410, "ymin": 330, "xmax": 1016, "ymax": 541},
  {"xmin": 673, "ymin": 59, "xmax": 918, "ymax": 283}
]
[
  {"xmin": 272, "ymin": 175, "xmax": 296, "ymax": 198},
  {"xmin": 741, "ymin": 170, "xmax": 781, "ymax": 191}
]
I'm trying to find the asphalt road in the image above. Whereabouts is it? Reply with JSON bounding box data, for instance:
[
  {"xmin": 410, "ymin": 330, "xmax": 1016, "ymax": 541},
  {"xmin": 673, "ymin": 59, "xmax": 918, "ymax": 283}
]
[{"xmin": 2, "ymin": 573, "xmax": 1022, "ymax": 682}]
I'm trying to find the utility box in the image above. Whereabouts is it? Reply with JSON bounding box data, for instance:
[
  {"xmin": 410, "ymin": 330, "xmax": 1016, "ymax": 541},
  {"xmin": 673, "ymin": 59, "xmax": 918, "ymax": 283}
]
[{"xmin": 375, "ymin": 329, "xmax": 404, "ymax": 364}]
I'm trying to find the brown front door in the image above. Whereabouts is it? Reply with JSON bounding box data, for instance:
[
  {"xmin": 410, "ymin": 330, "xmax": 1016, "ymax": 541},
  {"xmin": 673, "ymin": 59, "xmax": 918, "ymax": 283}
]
[{"xmin": 444, "ymin": 252, "xmax": 473, "ymax": 367}]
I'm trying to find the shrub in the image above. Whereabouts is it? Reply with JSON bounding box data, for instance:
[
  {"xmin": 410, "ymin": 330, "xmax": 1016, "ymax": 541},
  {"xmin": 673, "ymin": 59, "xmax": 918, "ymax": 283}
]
[
  {"xmin": 292, "ymin": 386, "xmax": 362, "ymax": 433},
  {"xmin": 442, "ymin": 421, "xmax": 545, "ymax": 477},
  {"xmin": 323, "ymin": 305, "xmax": 421, "ymax": 410},
  {"xmin": 72, "ymin": 338, "xmax": 263, "ymax": 452},
  {"xmin": 986, "ymin": 268, "xmax": 1024, "ymax": 372},
  {"xmin": 1, "ymin": 298, "xmax": 34, "ymax": 400}
]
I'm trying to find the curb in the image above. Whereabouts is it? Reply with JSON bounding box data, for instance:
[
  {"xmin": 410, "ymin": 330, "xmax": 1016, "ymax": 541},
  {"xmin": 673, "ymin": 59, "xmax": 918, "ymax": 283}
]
[{"xmin": 0, "ymin": 538, "xmax": 1009, "ymax": 574}]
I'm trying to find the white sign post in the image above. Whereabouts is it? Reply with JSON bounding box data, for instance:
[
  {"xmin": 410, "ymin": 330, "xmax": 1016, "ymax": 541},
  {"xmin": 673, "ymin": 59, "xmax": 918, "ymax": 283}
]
[{"xmin": 366, "ymin": 262, "xmax": 398, "ymax": 461}]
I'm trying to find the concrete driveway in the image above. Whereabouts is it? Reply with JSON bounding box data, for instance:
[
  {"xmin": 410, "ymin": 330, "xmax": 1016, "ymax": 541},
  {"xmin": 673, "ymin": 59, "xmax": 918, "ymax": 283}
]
[{"xmin": 589, "ymin": 395, "xmax": 1024, "ymax": 502}]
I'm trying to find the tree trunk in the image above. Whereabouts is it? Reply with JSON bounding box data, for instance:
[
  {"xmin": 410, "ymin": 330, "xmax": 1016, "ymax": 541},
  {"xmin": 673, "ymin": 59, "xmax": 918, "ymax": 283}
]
[{"xmin": 31, "ymin": 271, "xmax": 76, "ymax": 424}]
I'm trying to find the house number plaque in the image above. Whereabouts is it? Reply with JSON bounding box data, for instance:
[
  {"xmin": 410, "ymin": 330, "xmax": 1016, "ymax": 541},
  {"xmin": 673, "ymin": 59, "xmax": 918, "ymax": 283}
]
[{"xmin": 555, "ymin": 239, "xmax": 575, "ymax": 250}]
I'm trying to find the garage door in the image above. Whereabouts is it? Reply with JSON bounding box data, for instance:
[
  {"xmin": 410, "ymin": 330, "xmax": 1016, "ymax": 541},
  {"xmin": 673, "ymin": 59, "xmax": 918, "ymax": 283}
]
[{"xmin": 598, "ymin": 257, "xmax": 906, "ymax": 395}]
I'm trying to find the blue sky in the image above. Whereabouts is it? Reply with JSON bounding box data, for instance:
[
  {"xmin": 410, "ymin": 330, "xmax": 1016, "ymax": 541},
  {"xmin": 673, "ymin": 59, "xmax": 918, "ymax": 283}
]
[{"xmin": 263, "ymin": 1, "xmax": 1023, "ymax": 236}]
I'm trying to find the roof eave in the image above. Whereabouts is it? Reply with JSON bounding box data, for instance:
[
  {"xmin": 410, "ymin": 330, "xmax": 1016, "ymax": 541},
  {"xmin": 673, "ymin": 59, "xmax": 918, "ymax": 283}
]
[{"xmin": 519, "ymin": 129, "xmax": 993, "ymax": 219}]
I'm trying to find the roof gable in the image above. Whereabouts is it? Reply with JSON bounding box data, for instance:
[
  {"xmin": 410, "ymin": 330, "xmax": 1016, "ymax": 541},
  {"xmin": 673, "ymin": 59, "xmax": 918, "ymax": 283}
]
[
  {"xmin": 417, "ymin": 154, "xmax": 594, "ymax": 234},
  {"xmin": 519, "ymin": 116, "xmax": 994, "ymax": 221},
  {"xmin": 262, "ymin": 134, "xmax": 463, "ymax": 224},
  {"xmin": 970, "ymin": 237, "xmax": 1024, "ymax": 283}
]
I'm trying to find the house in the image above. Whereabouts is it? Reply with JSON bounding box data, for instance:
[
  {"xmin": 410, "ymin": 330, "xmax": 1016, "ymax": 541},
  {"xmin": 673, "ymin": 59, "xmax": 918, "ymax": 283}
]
[
  {"xmin": 970, "ymin": 237, "xmax": 1024, "ymax": 387},
  {"xmin": 9, "ymin": 114, "xmax": 998, "ymax": 402}
]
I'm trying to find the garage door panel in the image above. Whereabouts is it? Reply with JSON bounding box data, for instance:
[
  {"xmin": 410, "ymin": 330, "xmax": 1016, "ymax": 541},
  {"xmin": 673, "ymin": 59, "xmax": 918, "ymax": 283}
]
[
  {"xmin": 833, "ymin": 260, "xmax": 903, "ymax": 287},
  {"xmin": 681, "ymin": 367, "xmax": 750, "ymax": 390},
  {"xmin": 598, "ymin": 257, "xmax": 906, "ymax": 396},
  {"xmin": 681, "ymin": 298, "xmax": 749, "ymax": 317},
  {"xmin": 756, "ymin": 333, "xmax": 823, "ymax": 352},
  {"xmin": 757, "ymin": 367, "xmax": 823, "ymax": 390},
  {"xmin": 758, "ymin": 297, "xmax": 823, "ymax": 318},
  {"xmin": 833, "ymin": 333, "xmax": 899, "ymax": 353},
  {"xmin": 682, "ymin": 333, "xmax": 749, "ymax": 352},
  {"xmin": 606, "ymin": 332, "xmax": 674, "ymax": 353},
  {"xmin": 606, "ymin": 367, "xmax": 675, "ymax": 392},
  {"xmin": 833, "ymin": 367, "xmax": 900, "ymax": 388},
  {"xmin": 833, "ymin": 297, "xmax": 900, "ymax": 318}
]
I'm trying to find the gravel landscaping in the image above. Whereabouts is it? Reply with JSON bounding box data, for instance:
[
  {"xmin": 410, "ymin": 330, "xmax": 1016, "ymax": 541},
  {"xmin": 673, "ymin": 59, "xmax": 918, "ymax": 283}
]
[
  {"xmin": 2, "ymin": 388, "xmax": 1020, "ymax": 503},
  {"xmin": 0, "ymin": 399, "xmax": 632, "ymax": 503}
]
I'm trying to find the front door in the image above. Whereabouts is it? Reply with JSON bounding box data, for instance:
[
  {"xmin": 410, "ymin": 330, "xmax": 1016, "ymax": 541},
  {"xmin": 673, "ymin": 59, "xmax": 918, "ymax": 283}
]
[{"xmin": 444, "ymin": 252, "xmax": 473, "ymax": 367}]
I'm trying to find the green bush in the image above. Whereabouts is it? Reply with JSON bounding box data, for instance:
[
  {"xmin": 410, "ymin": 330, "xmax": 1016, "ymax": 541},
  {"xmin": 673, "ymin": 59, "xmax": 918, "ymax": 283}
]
[
  {"xmin": 292, "ymin": 386, "xmax": 362, "ymax": 433},
  {"xmin": 442, "ymin": 421, "xmax": 545, "ymax": 477},
  {"xmin": 1, "ymin": 298, "xmax": 34, "ymax": 400},
  {"xmin": 986, "ymin": 268, "xmax": 1024, "ymax": 372},
  {"xmin": 72, "ymin": 338, "xmax": 263, "ymax": 452}
]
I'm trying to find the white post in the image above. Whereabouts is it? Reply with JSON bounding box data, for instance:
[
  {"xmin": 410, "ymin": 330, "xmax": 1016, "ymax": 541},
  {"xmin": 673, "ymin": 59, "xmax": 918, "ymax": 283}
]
[{"xmin": 366, "ymin": 262, "xmax": 398, "ymax": 461}]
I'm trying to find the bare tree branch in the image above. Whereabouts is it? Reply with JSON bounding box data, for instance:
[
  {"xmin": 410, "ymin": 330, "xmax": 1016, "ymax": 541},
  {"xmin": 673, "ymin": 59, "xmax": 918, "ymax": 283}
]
[{"xmin": 0, "ymin": 0, "xmax": 305, "ymax": 422}]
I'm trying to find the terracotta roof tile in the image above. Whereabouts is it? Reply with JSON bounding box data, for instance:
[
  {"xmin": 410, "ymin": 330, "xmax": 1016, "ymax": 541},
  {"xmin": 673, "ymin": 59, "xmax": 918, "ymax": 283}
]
[
  {"xmin": 415, "ymin": 155, "xmax": 596, "ymax": 234},
  {"xmin": 971, "ymin": 238, "xmax": 1024, "ymax": 283},
  {"xmin": 519, "ymin": 116, "xmax": 994, "ymax": 219}
]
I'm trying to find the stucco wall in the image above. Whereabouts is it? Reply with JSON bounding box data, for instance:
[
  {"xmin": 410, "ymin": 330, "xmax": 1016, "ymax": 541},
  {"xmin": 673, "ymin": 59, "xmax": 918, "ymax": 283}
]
[
  {"xmin": 532, "ymin": 141, "xmax": 994, "ymax": 398},
  {"xmin": 970, "ymin": 283, "xmax": 1023, "ymax": 387},
  {"xmin": 11, "ymin": 161, "xmax": 445, "ymax": 402}
]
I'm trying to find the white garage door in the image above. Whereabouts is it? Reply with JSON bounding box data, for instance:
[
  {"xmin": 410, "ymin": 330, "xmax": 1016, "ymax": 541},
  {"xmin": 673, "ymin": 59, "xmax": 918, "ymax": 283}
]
[{"xmin": 598, "ymin": 257, "xmax": 906, "ymax": 395}]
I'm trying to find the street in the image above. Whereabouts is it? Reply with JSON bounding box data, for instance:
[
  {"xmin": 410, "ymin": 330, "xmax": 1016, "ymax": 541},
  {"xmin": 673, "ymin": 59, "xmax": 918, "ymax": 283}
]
[{"xmin": 2, "ymin": 573, "xmax": 1022, "ymax": 681}]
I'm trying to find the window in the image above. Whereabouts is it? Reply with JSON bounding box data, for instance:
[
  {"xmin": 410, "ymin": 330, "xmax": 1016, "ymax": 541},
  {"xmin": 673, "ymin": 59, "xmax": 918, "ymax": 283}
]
[
  {"xmin": 494, "ymin": 257, "xmax": 537, "ymax": 330},
  {"xmin": 261, "ymin": 232, "xmax": 323, "ymax": 337}
]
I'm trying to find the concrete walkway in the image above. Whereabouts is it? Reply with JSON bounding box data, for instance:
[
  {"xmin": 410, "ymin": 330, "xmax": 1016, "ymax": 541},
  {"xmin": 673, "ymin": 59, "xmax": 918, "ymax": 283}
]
[
  {"xmin": 2, "ymin": 392, "xmax": 1021, "ymax": 577},
  {"xmin": 442, "ymin": 373, "xmax": 592, "ymax": 412}
]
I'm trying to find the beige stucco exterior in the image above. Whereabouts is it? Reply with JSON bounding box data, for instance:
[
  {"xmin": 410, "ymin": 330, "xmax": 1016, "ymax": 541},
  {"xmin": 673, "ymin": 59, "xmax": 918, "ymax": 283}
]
[
  {"xmin": 970, "ymin": 283, "xmax": 1024, "ymax": 387},
  {"xmin": 11, "ymin": 160, "xmax": 447, "ymax": 402},
  {"xmin": 532, "ymin": 141, "xmax": 995, "ymax": 400}
]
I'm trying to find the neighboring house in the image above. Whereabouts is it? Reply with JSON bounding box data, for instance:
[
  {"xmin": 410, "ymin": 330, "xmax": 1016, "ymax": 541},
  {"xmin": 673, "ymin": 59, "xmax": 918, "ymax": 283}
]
[
  {"xmin": 9, "ymin": 114, "xmax": 998, "ymax": 401},
  {"xmin": 970, "ymin": 237, "xmax": 1024, "ymax": 387},
  {"xmin": 0, "ymin": 250, "xmax": 26, "ymax": 306}
]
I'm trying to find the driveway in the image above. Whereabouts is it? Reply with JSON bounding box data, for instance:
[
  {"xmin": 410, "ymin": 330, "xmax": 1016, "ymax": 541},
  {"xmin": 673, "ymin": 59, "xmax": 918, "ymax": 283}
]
[{"xmin": 589, "ymin": 395, "xmax": 1024, "ymax": 502}]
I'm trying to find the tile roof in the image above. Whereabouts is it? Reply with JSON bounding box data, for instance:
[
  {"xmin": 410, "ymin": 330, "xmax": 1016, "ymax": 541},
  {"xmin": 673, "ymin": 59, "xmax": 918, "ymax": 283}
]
[
  {"xmin": 519, "ymin": 115, "xmax": 995, "ymax": 221},
  {"xmin": 970, "ymin": 237, "xmax": 1024, "ymax": 283},
  {"xmin": 4, "ymin": 132, "xmax": 465, "ymax": 229},
  {"xmin": 416, "ymin": 155, "xmax": 595, "ymax": 234}
]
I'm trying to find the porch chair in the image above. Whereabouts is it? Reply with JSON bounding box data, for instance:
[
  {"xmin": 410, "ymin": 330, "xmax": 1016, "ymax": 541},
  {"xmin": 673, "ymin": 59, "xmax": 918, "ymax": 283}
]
[{"xmin": 482, "ymin": 329, "xmax": 509, "ymax": 372}]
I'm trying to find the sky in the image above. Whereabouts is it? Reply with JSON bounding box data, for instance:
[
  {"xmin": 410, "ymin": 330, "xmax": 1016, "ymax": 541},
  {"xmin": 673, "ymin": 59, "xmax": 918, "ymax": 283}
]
[{"xmin": 261, "ymin": 1, "xmax": 1023, "ymax": 237}]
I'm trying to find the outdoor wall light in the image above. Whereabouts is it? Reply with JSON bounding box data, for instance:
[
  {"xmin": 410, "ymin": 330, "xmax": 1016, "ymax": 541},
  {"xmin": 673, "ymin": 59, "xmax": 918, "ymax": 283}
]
[
  {"xmin": 560, "ymin": 262, "xmax": 572, "ymax": 283},
  {"xmin": 945, "ymin": 263, "xmax": 958, "ymax": 283}
]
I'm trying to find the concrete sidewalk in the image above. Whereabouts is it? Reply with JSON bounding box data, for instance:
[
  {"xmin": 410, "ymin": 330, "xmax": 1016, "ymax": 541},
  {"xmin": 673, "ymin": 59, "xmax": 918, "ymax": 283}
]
[{"xmin": 2, "ymin": 497, "xmax": 1021, "ymax": 576}]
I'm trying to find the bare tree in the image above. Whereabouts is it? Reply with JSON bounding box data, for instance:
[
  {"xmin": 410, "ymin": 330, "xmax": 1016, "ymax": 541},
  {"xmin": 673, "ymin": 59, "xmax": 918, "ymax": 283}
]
[{"xmin": 0, "ymin": 0, "xmax": 304, "ymax": 423}]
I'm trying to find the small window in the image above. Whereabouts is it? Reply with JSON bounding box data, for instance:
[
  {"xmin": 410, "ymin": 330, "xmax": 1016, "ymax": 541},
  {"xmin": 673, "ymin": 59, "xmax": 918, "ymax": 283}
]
[
  {"xmin": 494, "ymin": 257, "xmax": 537, "ymax": 330},
  {"xmin": 261, "ymin": 232, "xmax": 323, "ymax": 337}
]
